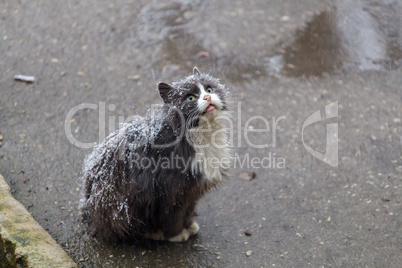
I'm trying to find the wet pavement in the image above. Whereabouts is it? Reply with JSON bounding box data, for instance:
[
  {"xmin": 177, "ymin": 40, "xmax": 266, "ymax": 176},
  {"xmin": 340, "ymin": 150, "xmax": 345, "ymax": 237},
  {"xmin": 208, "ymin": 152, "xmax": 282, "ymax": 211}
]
[{"xmin": 0, "ymin": 0, "xmax": 401, "ymax": 267}]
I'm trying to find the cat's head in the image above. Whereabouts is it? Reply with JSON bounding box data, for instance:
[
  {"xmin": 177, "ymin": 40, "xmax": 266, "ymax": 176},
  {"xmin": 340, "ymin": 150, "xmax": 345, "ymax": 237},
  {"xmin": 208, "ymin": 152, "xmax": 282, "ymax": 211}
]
[{"xmin": 158, "ymin": 67, "xmax": 228, "ymax": 123}]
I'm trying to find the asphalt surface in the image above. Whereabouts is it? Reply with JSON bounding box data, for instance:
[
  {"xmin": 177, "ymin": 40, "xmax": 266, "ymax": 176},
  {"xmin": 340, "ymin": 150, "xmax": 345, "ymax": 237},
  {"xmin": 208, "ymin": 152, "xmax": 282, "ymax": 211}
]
[{"xmin": 0, "ymin": 0, "xmax": 401, "ymax": 267}]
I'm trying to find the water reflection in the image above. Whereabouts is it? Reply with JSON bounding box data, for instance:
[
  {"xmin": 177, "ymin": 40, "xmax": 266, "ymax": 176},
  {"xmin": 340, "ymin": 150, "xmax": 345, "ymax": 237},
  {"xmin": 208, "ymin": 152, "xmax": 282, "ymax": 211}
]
[
  {"xmin": 279, "ymin": 1, "xmax": 400, "ymax": 77},
  {"xmin": 282, "ymin": 10, "xmax": 342, "ymax": 77}
]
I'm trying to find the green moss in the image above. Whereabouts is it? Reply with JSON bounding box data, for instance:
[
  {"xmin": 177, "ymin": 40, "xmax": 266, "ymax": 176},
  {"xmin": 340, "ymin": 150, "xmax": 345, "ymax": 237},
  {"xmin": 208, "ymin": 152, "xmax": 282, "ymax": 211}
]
[
  {"xmin": 0, "ymin": 174, "xmax": 76, "ymax": 267},
  {"xmin": 0, "ymin": 233, "xmax": 29, "ymax": 268},
  {"xmin": 12, "ymin": 236, "xmax": 30, "ymax": 247}
]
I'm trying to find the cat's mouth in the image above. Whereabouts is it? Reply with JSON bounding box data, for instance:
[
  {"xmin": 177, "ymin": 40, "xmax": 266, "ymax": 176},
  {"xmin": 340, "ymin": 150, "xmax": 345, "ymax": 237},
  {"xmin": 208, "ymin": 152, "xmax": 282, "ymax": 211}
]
[
  {"xmin": 205, "ymin": 104, "xmax": 215, "ymax": 113},
  {"xmin": 200, "ymin": 101, "xmax": 220, "ymax": 115}
]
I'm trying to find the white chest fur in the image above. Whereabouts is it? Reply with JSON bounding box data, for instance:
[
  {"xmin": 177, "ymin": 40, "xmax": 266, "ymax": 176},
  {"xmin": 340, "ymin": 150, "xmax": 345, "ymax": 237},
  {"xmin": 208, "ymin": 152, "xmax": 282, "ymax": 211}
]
[{"xmin": 188, "ymin": 111, "xmax": 231, "ymax": 187}]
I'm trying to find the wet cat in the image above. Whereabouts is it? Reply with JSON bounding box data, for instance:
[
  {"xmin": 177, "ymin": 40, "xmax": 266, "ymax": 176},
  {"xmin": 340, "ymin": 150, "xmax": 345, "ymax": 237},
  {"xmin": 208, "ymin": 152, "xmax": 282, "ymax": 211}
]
[{"xmin": 81, "ymin": 67, "xmax": 231, "ymax": 242}]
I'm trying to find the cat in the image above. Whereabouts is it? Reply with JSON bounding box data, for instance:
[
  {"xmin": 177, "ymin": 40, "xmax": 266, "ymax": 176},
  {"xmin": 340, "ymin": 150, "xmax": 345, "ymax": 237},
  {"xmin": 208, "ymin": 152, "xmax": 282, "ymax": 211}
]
[{"xmin": 81, "ymin": 67, "xmax": 231, "ymax": 242}]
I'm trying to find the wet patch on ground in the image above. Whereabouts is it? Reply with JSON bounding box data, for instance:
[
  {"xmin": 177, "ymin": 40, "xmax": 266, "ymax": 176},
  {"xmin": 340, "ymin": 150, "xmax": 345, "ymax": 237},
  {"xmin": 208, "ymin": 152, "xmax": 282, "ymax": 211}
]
[
  {"xmin": 137, "ymin": 0, "xmax": 269, "ymax": 82},
  {"xmin": 276, "ymin": 1, "xmax": 401, "ymax": 77},
  {"xmin": 281, "ymin": 9, "xmax": 343, "ymax": 77}
]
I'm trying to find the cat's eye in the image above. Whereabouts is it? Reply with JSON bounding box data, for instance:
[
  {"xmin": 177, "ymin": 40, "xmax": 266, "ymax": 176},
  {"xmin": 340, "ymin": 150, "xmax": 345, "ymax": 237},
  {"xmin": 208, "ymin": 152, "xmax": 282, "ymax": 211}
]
[
  {"xmin": 187, "ymin": 95, "xmax": 196, "ymax": 101},
  {"xmin": 206, "ymin": 87, "xmax": 213, "ymax": 93}
]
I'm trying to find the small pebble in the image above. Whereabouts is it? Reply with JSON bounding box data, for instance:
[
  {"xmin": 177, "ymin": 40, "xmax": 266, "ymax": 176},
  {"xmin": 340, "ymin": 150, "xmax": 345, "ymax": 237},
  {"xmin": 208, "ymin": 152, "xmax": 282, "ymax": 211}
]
[
  {"xmin": 244, "ymin": 231, "xmax": 252, "ymax": 236},
  {"xmin": 239, "ymin": 171, "xmax": 256, "ymax": 181},
  {"xmin": 280, "ymin": 16, "xmax": 290, "ymax": 22},
  {"xmin": 0, "ymin": 135, "xmax": 3, "ymax": 141},
  {"xmin": 14, "ymin": 74, "xmax": 35, "ymax": 83},
  {"xmin": 128, "ymin": 74, "xmax": 141, "ymax": 81},
  {"xmin": 246, "ymin": 250, "xmax": 253, "ymax": 257}
]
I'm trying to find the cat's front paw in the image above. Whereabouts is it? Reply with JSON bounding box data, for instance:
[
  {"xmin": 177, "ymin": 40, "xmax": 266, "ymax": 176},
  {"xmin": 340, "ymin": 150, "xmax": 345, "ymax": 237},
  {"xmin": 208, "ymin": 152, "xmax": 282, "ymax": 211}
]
[
  {"xmin": 187, "ymin": 221, "xmax": 200, "ymax": 236},
  {"xmin": 168, "ymin": 229, "xmax": 190, "ymax": 243}
]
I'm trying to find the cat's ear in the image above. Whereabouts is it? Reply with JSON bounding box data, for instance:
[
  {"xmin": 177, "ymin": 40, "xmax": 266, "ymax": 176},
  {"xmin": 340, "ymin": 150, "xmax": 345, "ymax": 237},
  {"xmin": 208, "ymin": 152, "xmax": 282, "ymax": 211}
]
[
  {"xmin": 193, "ymin": 67, "xmax": 201, "ymax": 76},
  {"xmin": 158, "ymin": 82, "xmax": 174, "ymax": 104}
]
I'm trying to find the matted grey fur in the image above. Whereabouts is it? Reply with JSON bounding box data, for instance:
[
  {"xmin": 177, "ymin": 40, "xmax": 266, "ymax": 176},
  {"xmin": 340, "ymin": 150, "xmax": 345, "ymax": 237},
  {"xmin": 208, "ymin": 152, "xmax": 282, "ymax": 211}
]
[{"xmin": 81, "ymin": 67, "xmax": 231, "ymax": 242}]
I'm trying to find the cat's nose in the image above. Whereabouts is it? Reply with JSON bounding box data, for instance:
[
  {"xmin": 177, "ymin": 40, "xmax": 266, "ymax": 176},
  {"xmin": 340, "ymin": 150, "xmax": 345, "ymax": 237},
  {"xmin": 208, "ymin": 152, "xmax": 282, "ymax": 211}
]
[{"xmin": 203, "ymin": 95, "xmax": 211, "ymax": 102}]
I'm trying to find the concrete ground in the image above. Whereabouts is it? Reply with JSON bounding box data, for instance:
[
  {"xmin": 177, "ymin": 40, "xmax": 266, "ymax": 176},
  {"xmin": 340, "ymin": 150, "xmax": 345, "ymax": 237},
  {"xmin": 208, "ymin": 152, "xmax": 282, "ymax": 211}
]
[{"xmin": 0, "ymin": 0, "xmax": 401, "ymax": 267}]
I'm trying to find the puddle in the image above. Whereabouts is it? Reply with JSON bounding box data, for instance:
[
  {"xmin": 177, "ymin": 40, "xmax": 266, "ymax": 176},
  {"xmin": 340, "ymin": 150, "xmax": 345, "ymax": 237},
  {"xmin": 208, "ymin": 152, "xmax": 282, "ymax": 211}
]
[
  {"xmin": 138, "ymin": 0, "xmax": 267, "ymax": 82},
  {"xmin": 138, "ymin": 1, "xmax": 201, "ymax": 46},
  {"xmin": 271, "ymin": 1, "xmax": 401, "ymax": 78},
  {"xmin": 281, "ymin": 10, "xmax": 343, "ymax": 77}
]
